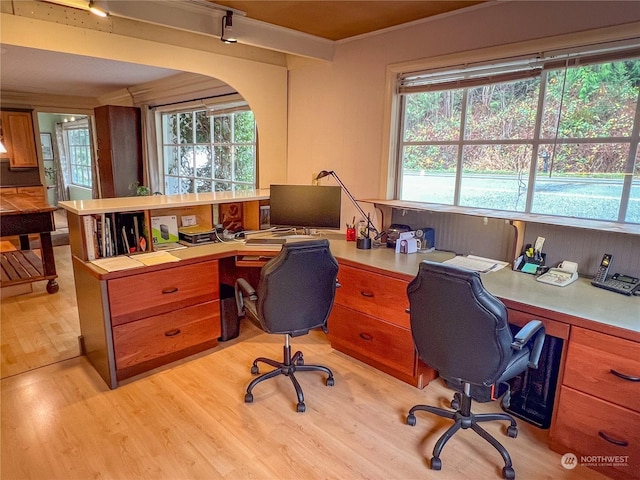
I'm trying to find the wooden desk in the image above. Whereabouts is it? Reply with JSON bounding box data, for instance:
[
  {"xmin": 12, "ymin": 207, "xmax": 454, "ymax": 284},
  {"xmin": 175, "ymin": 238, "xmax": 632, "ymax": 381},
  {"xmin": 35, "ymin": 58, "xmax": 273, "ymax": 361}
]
[
  {"xmin": 60, "ymin": 186, "xmax": 639, "ymax": 479},
  {"xmin": 0, "ymin": 193, "xmax": 58, "ymax": 293}
]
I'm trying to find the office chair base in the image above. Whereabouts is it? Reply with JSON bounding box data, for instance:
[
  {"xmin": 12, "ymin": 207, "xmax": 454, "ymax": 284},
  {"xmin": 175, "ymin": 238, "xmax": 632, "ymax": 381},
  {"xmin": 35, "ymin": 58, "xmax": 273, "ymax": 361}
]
[
  {"xmin": 407, "ymin": 390, "xmax": 519, "ymax": 479},
  {"xmin": 244, "ymin": 343, "xmax": 334, "ymax": 412}
]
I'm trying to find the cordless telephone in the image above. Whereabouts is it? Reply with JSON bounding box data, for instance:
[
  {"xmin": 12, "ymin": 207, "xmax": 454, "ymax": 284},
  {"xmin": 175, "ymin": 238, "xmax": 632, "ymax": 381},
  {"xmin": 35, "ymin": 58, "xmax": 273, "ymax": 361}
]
[
  {"xmin": 591, "ymin": 254, "xmax": 640, "ymax": 296},
  {"xmin": 593, "ymin": 254, "xmax": 612, "ymax": 284}
]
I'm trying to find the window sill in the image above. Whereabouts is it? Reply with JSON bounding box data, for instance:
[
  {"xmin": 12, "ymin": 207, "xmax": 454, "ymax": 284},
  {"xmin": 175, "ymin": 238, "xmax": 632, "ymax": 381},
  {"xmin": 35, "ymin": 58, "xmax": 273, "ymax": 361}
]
[{"xmin": 363, "ymin": 199, "xmax": 640, "ymax": 236}]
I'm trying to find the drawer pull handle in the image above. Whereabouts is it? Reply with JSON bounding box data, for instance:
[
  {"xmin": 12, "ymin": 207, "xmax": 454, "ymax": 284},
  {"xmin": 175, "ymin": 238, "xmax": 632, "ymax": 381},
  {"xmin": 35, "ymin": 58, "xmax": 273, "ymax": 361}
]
[
  {"xmin": 598, "ymin": 431, "xmax": 629, "ymax": 447},
  {"xmin": 360, "ymin": 291, "xmax": 374, "ymax": 298},
  {"xmin": 162, "ymin": 287, "xmax": 179, "ymax": 294},
  {"xmin": 610, "ymin": 369, "xmax": 640, "ymax": 382},
  {"xmin": 165, "ymin": 329, "xmax": 181, "ymax": 337},
  {"xmin": 359, "ymin": 332, "xmax": 373, "ymax": 341}
]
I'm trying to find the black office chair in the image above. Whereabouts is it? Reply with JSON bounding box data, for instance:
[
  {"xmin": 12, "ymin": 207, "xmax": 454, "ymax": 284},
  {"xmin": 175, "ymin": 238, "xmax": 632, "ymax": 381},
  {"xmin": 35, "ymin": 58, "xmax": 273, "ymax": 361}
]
[
  {"xmin": 235, "ymin": 239, "xmax": 339, "ymax": 413},
  {"xmin": 405, "ymin": 261, "xmax": 545, "ymax": 480}
]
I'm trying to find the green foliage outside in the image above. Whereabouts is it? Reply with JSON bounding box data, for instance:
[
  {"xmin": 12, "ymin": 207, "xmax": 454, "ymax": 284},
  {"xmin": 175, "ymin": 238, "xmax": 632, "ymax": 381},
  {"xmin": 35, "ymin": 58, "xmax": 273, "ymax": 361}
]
[
  {"xmin": 162, "ymin": 109, "xmax": 256, "ymax": 194},
  {"xmin": 402, "ymin": 60, "xmax": 640, "ymax": 178}
]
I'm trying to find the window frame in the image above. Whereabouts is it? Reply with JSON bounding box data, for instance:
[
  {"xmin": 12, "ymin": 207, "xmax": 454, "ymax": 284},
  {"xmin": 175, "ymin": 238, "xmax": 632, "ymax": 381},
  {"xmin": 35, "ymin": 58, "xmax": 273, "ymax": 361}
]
[
  {"xmin": 396, "ymin": 40, "xmax": 640, "ymax": 225},
  {"xmin": 62, "ymin": 119, "xmax": 92, "ymax": 189},
  {"xmin": 158, "ymin": 100, "xmax": 257, "ymax": 195}
]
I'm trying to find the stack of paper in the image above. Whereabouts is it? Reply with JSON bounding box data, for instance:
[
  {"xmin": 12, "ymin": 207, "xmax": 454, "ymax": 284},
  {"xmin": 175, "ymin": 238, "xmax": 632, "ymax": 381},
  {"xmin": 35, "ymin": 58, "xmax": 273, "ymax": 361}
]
[{"xmin": 443, "ymin": 255, "xmax": 508, "ymax": 273}]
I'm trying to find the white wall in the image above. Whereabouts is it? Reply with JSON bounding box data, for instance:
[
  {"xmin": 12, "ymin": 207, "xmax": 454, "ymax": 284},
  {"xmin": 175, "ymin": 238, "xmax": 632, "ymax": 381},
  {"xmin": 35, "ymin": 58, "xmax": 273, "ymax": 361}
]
[
  {"xmin": 68, "ymin": 185, "xmax": 92, "ymax": 201},
  {"xmin": 287, "ymin": 1, "xmax": 640, "ymax": 225}
]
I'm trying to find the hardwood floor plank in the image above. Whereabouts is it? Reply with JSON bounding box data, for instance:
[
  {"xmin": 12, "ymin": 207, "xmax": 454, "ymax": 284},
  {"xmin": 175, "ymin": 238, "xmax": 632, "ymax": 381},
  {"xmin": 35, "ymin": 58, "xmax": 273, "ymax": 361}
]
[
  {"xmin": 2, "ymin": 321, "xmax": 611, "ymax": 480},
  {"xmin": 0, "ymin": 243, "xmax": 613, "ymax": 479},
  {"xmin": 1, "ymin": 245, "xmax": 80, "ymax": 378}
]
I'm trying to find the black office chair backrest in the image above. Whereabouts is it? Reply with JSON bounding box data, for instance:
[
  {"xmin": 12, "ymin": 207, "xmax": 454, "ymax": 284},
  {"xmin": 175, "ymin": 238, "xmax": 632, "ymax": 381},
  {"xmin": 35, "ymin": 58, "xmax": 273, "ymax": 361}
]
[
  {"xmin": 257, "ymin": 239, "xmax": 339, "ymax": 337},
  {"xmin": 407, "ymin": 260, "xmax": 514, "ymax": 387}
]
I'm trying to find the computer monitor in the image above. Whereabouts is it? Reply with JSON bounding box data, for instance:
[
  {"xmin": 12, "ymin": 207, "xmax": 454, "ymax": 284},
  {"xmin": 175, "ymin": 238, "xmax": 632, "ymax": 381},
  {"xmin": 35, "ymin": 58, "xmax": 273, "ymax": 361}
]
[{"xmin": 269, "ymin": 184, "xmax": 342, "ymax": 230}]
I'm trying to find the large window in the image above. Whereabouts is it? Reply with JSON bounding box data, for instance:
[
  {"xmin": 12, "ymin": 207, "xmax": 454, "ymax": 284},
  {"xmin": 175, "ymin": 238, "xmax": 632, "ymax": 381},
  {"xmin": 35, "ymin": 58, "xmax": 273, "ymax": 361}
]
[
  {"xmin": 161, "ymin": 105, "xmax": 256, "ymax": 194},
  {"xmin": 62, "ymin": 119, "xmax": 92, "ymax": 189},
  {"xmin": 397, "ymin": 45, "xmax": 640, "ymax": 224}
]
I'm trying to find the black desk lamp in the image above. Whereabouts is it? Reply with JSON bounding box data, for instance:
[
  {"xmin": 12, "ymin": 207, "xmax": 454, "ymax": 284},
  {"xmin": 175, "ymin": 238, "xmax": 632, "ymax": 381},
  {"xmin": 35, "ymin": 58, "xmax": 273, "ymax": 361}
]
[{"xmin": 316, "ymin": 170, "xmax": 381, "ymax": 249}]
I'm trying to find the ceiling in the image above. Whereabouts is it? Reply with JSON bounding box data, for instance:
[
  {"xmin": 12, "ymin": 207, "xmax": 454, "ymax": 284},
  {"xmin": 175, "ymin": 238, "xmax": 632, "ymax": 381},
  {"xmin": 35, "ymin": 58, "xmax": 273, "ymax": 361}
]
[
  {"xmin": 0, "ymin": 1, "xmax": 486, "ymax": 98},
  {"xmin": 0, "ymin": 45, "xmax": 181, "ymax": 98},
  {"xmin": 210, "ymin": 1, "xmax": 486, "ymax": 41}
]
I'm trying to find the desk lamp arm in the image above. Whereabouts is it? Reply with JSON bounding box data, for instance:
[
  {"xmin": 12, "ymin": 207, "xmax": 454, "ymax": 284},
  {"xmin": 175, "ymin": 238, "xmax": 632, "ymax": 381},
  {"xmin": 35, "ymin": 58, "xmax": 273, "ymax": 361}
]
[{"xmin": 316, "ymin": 170, "xmax": 381, "ymax": 240}]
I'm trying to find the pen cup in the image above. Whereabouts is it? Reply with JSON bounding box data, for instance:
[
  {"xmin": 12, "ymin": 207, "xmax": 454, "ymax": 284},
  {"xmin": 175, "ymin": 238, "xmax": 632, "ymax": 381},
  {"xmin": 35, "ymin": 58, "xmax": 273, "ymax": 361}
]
[
  {"xmin": 356, "ymin": 237, "xmax": 372, "ymax": 250},
  {"xmin": 346, "ymin": 227, "xmax": 356, "ymax": 241}
]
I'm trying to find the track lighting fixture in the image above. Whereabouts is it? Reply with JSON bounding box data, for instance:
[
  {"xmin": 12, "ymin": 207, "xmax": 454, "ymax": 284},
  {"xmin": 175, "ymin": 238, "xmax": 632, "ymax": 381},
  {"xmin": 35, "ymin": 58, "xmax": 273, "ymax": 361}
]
[
  {"xmin": 88, "ymin": 0, "xmax": 108, "ymax": 17},
  {"xmin": 220, "ymin": 10, "xmax": 237, "ymax": 44}
]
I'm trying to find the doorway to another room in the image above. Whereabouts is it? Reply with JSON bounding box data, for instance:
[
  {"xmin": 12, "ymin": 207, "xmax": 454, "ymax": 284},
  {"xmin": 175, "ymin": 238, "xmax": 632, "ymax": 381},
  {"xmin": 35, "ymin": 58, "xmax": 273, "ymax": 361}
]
[{"xmin": 0, "ymin": 112, "xmax": 94, "ymax": 379}]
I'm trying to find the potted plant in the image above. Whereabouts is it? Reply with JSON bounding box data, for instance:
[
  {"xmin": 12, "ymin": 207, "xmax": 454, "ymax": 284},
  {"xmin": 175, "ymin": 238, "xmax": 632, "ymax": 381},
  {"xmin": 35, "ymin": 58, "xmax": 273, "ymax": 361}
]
[
  {"xmin": 129, "ymin": 181, "xmax": 151, "ymax": 196},
  {"xmin": 44, "ymin": 166, "xmax": 57, "ymax": 205}
]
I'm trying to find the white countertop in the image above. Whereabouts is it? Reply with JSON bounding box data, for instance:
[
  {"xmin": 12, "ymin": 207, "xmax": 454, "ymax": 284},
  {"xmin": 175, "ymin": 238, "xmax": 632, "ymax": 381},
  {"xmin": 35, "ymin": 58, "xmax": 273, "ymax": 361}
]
[
  {"xmin": 58, "ymin": 189, "xmax": 271, "ymax": 215},
  {"xmin": 324, "ymin": 239, "xmax": 640, "ymax": 334}
]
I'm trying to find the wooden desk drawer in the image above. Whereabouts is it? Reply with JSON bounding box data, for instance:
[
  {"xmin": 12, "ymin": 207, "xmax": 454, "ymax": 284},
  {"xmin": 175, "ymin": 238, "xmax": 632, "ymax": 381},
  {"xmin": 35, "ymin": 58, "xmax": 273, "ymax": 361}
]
[
  {"xmin": 335, "ymin": 264, "xmax": 409, "ymax": 328},
  {"xmin": 328, "ymin": 304, "xmax": 415, "ymax": 376},
  {"xmin": 564, "ymin": 327, "xmax": 640, "ymax": 412},
  {"xmin": 109, "ymin": 261, "xmax": 219, "ymax": 325},
  {"xmin": 113, "ymin": 300, "xmax": 220, "ymax": 370},
  {"xmin": 553, "ymin": 386, "xmax": 640, "ymax": 480}
]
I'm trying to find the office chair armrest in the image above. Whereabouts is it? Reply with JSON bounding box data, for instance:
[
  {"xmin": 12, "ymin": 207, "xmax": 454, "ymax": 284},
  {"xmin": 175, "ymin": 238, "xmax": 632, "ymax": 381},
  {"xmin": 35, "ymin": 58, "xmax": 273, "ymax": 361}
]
[
  {"xmin": 235, "ymin": 278, "xmax": 258, "ymax": 317},
  {"xmin": 511, "ymin": 320, "xmax": 546, "ymax": 369}
]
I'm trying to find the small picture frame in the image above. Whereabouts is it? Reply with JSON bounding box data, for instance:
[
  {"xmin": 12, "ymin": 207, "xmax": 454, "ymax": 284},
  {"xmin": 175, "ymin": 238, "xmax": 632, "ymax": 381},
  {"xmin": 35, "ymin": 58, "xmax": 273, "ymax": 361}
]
[
  {"xmin": 260, "ymin": 205, "xmax": 270, "ymax": 230},
  {"xmin": 40, "ymin": 133, "xmax": 53, "ymax": 160}
]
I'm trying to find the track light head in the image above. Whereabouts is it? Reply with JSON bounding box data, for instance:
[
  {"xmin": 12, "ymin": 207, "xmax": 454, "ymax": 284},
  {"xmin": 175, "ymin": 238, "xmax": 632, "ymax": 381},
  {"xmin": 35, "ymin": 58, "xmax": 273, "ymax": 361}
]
[
  {"xmin": 220, "ymin": 10, "xmax": 237, "ymax": 44},
  {"xmin": 88, "ymin": 0, "xmax": 108, "ymax": 17}
]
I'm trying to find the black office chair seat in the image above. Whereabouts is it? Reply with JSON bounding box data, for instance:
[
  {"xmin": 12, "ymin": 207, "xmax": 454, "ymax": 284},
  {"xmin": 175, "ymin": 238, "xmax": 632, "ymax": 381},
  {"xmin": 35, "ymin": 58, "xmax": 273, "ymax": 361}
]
[
  {"xmin": 235, "ymin": 239, "xmax": 339, "ymax": 413},
  {"xmin": 405, "ymin": 261, "xmax": 545, "ymax": 479}
]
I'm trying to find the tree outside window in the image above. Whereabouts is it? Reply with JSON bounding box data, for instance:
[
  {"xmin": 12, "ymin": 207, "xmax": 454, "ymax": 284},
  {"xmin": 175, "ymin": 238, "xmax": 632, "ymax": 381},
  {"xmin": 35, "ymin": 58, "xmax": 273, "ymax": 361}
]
[
  {"xmin": 162, "ymin": 106, "xmax": 256, "ymax": 194},
  {"xmin": 398, "ymin": 52, "xmax": 640, "ymax": 224}
]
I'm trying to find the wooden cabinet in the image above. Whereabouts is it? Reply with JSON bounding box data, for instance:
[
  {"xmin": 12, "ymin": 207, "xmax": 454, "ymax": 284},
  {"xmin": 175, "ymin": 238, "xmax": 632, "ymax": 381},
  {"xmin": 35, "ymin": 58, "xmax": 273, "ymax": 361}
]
[
  {"xmin": 105, "ymin": 260, "xmax": 221, "ymax": 383},
  {"xmin": 327, "ymin": 263, "xmax": 437, "ymax": 388},
  {"xmin": 0, "ymin": 110, "xmax": 38, "ymax": 168},
  {"xmin": 94, "ymin": 105, "xmax": 142, "ymax": 198},
  {"xmin": 64, "ymin": 192, "xmax": 269, "ymax": 389},
  {"xmin": 550, "ymin": 327, "xmax": 640, "ymax": 479}
]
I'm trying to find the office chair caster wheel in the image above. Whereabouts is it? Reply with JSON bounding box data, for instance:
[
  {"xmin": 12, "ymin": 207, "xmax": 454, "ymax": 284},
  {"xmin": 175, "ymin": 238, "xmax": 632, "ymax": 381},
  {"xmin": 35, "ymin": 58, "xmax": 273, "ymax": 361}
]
[
  {"xmin": 507, "ymin": 425, "xmax": 518, "ymax": 438},
  {"xmin": 297, "ymin": 402, "xmax": 306, "ymax": 413},
  {"xmin": 251, "ymin": 365, "xmax": 259, "ymax": 375},
  {"xmin": 502, "ymin": 466, "xmax": 515, "ymax": 479},
  {"xmin": 244, "ymin": 393, "xmax": 254, "ymax": 403},
  {"xmin": 451, "ymin": 393, "xmax": 461, "ymax": 410},
  {"xmin": 296, "ymin": 356, "xmax": 304, "ymax": 366},
  {"xmin": 406, "ymin": 414, "xmax": 417, "ymax": 426},
  {"xmin": 430, "ymin": 457, "xmax": 442, "ymax": 471},
  {"xmin": 325, "ymin": 377, "xmax": 334, "ymax": 387}
]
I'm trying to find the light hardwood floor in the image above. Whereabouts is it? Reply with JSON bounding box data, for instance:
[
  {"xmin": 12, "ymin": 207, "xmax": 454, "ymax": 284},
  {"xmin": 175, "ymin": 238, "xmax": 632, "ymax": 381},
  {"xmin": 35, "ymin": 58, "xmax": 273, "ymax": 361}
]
[
  {"xmin": 1, "ymin": 319, "xmax": 609, "ymax": 480},
  {"xmin": 0, "ymin": 244, "xmax": 81, "ymax": 379}
]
